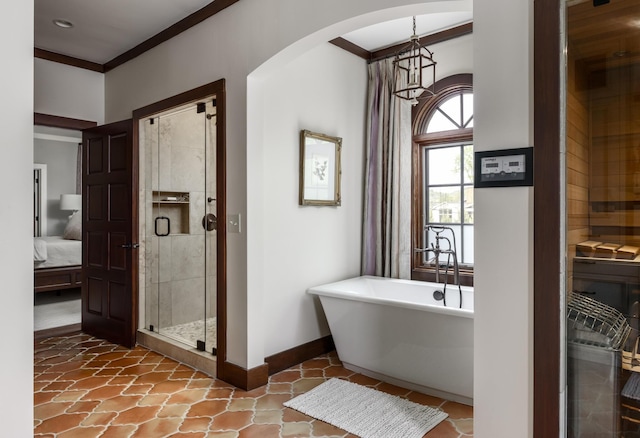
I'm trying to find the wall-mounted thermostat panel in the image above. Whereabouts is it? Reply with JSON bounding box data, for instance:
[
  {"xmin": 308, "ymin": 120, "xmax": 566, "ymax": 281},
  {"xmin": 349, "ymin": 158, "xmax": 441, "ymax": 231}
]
[{"xmin": 474, "ymin": 147, "xmax": 533, "ymax": 188}]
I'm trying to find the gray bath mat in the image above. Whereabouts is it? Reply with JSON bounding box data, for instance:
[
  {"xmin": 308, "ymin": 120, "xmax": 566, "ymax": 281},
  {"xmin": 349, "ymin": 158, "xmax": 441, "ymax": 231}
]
[{"xmin": 283, "ymin": 378, "xmax": 448, "ymax": 438}]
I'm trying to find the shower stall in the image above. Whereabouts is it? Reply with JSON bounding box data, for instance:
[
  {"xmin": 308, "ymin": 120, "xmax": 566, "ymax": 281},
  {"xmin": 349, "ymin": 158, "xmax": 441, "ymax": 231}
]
[{"xmin": 139, "ymin": 98, "xmax": 218, "ymax": 358}]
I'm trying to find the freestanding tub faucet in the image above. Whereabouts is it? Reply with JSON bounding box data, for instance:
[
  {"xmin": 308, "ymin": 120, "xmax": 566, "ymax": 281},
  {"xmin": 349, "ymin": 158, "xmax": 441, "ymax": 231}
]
[{"xmin": 414, "ymin": 225, "xmax": 462, "ymax": 307}]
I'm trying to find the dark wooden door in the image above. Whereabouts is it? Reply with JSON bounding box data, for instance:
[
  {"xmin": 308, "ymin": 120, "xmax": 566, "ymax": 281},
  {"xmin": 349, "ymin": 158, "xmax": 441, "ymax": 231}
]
[{"xmin": 81, "ymin": 120, "xmax": 137, "ymax": 348}]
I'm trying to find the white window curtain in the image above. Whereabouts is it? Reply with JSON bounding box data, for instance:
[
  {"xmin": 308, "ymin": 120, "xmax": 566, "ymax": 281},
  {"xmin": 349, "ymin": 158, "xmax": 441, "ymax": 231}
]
[{"xmin": 361, "ymin": 58, "xmax": 412, "ymax": 279}]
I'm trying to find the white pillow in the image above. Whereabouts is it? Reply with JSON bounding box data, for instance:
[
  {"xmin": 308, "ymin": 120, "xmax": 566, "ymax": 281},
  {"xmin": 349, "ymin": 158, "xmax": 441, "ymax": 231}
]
[{"xmin": 63, "ymin": 211, "xmax": 82, "ymax": 240}]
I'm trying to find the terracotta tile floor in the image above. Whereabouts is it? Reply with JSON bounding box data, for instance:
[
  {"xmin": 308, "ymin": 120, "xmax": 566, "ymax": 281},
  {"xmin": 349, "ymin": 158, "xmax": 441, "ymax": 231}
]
[{"xmin": 34, "ymin": 333, "xmax": 473, "ymax": 437}]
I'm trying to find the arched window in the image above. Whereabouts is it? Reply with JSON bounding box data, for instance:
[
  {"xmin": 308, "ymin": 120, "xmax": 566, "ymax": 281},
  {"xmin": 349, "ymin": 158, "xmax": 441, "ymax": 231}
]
[
  {"xmin": 425, "ymin": 92, "xmax": 473, "ymax": 133},
  {"xmin": 412, "ymin": 74, "xmax": 474, "ymax": 285}
]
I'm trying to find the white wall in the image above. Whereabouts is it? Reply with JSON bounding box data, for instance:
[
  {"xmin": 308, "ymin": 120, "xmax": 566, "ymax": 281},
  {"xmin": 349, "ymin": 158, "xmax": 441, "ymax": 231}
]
[
  {"xmin": 473, "ymin": 0, "xmax": 534, "ymax": 436},
  {"xmin": 0, "ymin": 1, "xmax": 34, "ymax": 435},
  {"xmin": 254, "ymin": 33, "xmax": 473, "ymax": 356},
  {"xmin": 255, "ymin": 43, "xmax": 367, "ymax": 356},
  {"xmin": 429, "ymin": 33, "xmax": 473, "ymax": 79},
  {"xmin": 34, "ymin": 58, "xmax": 105, "ymax": 124}
]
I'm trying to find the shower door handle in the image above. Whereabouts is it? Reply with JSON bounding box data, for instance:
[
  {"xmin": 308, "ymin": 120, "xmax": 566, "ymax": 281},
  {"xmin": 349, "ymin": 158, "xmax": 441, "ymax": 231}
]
[
  {"xmin": 155, "ymin": 216, "xmax": 170, "ymax": 236},
  {"xmin": 202, "ymin": 213, "xmax": 217, "ymax": 231}
]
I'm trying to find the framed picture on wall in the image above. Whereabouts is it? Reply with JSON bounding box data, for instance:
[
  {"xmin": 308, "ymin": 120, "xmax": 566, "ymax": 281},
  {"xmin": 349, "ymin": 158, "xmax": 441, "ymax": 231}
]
[{"xmin": 299, "ymin": 130, "xmax": 342, "ymax": 206}]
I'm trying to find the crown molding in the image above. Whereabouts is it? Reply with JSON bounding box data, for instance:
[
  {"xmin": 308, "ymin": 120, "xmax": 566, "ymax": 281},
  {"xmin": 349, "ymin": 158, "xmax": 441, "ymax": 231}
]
[
  {"xmin": 329, "ymin": 37, "xmax": 371, "ymax": 60},
  {"xmin": 370, "ymin": 22, "xmax": 473, "ymax": 62},
  {"xmin": 34, "ymin": 48, "xmax": 104, "ymax": 73},
  {"xmin": 34, "ymin": 113, "xmax": 98, "ymax": 130},
  {"xmin": 104, "ymin": 0, "xmax": 240, "ymax": 72},
  {"xmin": 331, "ymin": 23, "xmax": 473, "ymax": 63}
]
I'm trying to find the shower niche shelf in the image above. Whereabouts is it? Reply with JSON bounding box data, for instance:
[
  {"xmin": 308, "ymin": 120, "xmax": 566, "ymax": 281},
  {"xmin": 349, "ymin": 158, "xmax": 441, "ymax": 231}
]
[
  {"xmin": 152, "ymin": 191, "xmax": 190, "ymax": 235},
  {"xmin": 153, "ymin": 191, "xmax": 190, "ymax": 204}
]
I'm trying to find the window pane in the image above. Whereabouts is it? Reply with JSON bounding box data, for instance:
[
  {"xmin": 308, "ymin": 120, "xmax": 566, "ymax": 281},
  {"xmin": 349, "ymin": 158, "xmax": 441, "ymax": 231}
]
[
  {"xmin": 463, "ymin": 225, "xmax": 474, "ymax": 264},
  {"xmin": 463, "ymin": 144, "xmax": 474, "ymax": 184},
  {"xmin": 463, "ymin": 186, "xmax": 474, "ymax": 224},
  {"xmin": 439, "ymin": 94, "xmax": 462, "ymax": 126},
  {"xmin": 429, "ymin": 186, "xmax": 461, "ymax": 223},
  {"xmin": 427, "ymin": 110, "xmax": 458, "ymax": 133},
  {"xmin": 462, "ymin": 92, "xmax": 474, "ymax": 127},
  {"xmin": 428, "ymin": 147, "xmax": 461, "ymax": 185},
  {"xmin": 417, "ymin": 87, "xmax": 474, "ymax": 272}
]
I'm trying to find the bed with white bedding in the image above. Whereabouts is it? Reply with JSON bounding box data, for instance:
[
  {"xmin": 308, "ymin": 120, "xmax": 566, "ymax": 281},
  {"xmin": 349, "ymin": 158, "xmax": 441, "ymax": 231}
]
[
  {"xmin": 34, "ymin": 236, "xmax": 82, "ymax": 293},
  {"xmin": 34, "ymin": 236, "xmax": 81, "ymax": 268}
]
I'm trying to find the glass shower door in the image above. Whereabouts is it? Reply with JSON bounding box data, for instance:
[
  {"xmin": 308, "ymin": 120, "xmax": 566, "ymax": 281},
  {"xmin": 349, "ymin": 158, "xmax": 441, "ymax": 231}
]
[{"xmin": 143, "ymin": 98, "xmax": 217, "ymax": 353}]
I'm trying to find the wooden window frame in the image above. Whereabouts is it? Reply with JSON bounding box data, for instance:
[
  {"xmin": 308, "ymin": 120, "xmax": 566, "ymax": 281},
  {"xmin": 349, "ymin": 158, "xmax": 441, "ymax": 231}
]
[{"xmin": 411, "ymin": 74, "xmax": 474, "ymax": 286}]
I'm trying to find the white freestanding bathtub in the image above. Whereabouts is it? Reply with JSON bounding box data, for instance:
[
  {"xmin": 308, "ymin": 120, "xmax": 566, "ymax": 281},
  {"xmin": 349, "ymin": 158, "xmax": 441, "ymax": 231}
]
[{"xmin": 308, "ymin": 275, "xmax": 473, "ymax": 405}]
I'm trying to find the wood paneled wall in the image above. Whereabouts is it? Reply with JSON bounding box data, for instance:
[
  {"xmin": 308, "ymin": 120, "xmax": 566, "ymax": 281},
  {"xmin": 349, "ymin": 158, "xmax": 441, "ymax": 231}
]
[
  {"xmin": 589, "ymin": 64, "xmax": 640, "ymax": 246},
  {"xmin": 566, "ymin": 47, "xmax": 591, "ymax": 278}
]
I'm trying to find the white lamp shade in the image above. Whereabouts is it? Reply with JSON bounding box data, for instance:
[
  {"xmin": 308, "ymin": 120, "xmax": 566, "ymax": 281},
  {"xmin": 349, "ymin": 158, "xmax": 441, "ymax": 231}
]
[{"xmin": 60, "ymin": 194, "xmax": 82, "ymax": 211}]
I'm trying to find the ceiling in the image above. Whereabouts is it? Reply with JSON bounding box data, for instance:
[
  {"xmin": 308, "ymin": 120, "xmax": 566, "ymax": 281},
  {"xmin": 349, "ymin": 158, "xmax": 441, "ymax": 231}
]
[
  {"xmin": 35, "ymin": 0, "xmax": 213, "ymax": 64},
  {"xmin": 34, "ymin": 0, "xmax": 472, "ymax": 67},
  {"xmin": 340, "ymin": 13, "xmax": 472, "ymax": 52}
]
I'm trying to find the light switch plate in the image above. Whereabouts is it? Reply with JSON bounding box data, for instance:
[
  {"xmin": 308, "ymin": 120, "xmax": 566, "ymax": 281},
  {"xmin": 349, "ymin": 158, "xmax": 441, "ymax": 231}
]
[{"xmin": 228, "ymin": 214, "xmax": 241, "ymax": 233}]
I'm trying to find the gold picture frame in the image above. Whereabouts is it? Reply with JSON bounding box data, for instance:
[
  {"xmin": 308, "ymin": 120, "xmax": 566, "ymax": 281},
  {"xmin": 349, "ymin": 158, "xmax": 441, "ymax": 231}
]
[{"xmin": 299, "ymin": 130, "xmax": 342, "ymax": 206}]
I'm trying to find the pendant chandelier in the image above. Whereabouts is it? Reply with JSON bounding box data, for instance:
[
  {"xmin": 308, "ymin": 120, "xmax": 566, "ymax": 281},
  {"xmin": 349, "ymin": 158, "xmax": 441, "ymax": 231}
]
[{"xmin": 393, "ymin": 16, "xmax": 437, "ymax": 106}]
